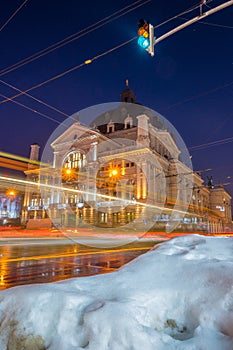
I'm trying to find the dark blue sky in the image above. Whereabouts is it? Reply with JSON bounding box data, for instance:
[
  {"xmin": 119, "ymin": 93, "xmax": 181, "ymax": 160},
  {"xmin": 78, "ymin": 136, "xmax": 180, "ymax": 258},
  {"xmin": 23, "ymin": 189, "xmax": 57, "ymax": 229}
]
[{"xmin": 0, "ymin": 0, "xmax": 233, "ymax": 194}]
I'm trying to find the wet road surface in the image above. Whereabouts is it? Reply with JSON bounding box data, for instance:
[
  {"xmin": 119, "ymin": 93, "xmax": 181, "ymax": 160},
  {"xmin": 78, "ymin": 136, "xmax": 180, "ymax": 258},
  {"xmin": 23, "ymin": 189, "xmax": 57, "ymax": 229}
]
[{"xmin": 0, "ymin": 238, "xmax": 158, "ymax": 290}]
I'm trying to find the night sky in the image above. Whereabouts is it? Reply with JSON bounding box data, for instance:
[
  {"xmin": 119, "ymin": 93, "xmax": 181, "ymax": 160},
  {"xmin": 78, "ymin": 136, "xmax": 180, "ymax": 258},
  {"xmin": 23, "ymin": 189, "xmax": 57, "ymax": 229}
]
[{"xmin": 0, "ymin": 0, "xmax": 233, "ymax": 196}]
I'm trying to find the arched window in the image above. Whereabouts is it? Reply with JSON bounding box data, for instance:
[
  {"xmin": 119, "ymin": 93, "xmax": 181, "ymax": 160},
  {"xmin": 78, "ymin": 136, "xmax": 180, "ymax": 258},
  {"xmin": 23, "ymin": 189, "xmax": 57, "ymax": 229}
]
[{"xmin": 63, "ymin": 151, "xmax": 86, "ymax": 170}]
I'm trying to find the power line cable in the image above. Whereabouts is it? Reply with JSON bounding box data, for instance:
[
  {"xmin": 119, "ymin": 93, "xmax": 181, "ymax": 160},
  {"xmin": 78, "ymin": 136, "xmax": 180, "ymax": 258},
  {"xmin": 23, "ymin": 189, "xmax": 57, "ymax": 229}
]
[
  {"xmin": 0, "ymin": 0, "xmax": 202, "ymax": 77},
  {"xmin": 0, "ymin": 79, "xmax": 68, "ymax": 117},
  {"xmin": 0, "ymin": 0, "xmax": 151, "ymax": 77},
  {"xmin": 190, "ymin": 136, "xmax": 233, "ymax": 151},
  {"xmin": 165, "ymin": 80, "xmax": 233, "ymax": 110},
  {"xmin": 0, "ymin": 1, "xmax": 227, "ymax": 128},
  {"xmin": 0, "ymin": 37, "xmax": 136, "ymax": 106},
  {"xmin": 0, "ymin": 1, "xmax": 209, "ymax": 107},
  {"xmin": 0, "ymin": 92, "xmax": 63, "ymax": 125},
  {"xmin": 179, "ymin": 16, "xmax": 233, "ymax": 29},
  {"xmin": 154, "ymin": 0, "xmax": 213, "ymax": 29},
  {"xmin": 0, "ymin": 0, "xmax": 29, "ymax": 33},
  {"xmin": 199, "ymin": 20, "xmax": 233, "ymax": 29},
  {"xmin": 0, "ymin": 0, "xmax": 153, "ymax": 117}
]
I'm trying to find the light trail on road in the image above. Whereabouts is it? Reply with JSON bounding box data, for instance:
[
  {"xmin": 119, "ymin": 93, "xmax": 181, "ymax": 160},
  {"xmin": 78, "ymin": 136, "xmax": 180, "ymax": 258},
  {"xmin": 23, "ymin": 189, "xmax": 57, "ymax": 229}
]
[
  {"xmin": 0, "ymin": 245, "xmax": 152, "ymax": 264},
  {"xmin": 0, "ymin": 242, "xmax": 158, "ymax": 290}
]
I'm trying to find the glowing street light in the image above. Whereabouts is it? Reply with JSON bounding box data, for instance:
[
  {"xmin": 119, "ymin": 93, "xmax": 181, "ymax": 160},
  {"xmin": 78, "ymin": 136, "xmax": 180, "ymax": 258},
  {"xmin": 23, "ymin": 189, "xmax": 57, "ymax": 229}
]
[
  {"xmin": 109, "ymin": 169, "xmax": 118, "ymax": 177},
  {"xmin": 8, "ymin": 190, "xmax": 16, "ymax": 196}
]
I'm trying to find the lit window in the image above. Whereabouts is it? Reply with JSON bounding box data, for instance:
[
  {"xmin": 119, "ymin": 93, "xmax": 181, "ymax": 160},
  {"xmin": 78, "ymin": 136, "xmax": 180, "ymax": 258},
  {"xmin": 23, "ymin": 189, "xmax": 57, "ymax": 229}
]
[{"xmin": 63, "ymin": 151, "xmax": 86, "ymax": 170}]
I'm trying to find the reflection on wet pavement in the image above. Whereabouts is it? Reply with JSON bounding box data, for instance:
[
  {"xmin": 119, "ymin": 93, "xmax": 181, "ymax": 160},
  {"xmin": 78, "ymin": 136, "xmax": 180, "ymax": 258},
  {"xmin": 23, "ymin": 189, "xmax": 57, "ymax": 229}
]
[{"xmin": 0, "ymin": 240, "xmax": 156, "ymax": 290}]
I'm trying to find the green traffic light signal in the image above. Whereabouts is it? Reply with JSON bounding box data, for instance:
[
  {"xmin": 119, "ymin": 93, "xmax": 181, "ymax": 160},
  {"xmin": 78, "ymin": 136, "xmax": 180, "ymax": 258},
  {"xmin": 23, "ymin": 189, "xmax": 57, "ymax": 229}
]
[
  {"xmin": 137, "ymin": 19, "xmax": 155, "ymax": 56},
  {"xmin": 137, "ymin": 36, "xmax": 150, "ymax": 49}
]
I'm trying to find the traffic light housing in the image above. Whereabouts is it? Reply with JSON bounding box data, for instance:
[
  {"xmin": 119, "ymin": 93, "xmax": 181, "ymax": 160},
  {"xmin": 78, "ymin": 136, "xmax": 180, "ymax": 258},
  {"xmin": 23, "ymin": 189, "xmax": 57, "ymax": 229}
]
[
  {"xmin": 138, "ymin": 19, "xmax": 150, "ymax": 49},
  {"xmin": 137, "ymin": 19, "xmax": 155, "ymax": 57}
]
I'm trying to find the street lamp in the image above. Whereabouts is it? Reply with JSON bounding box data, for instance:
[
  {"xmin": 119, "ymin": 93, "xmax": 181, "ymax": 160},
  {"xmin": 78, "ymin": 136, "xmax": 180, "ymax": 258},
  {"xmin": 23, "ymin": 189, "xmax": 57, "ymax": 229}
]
[
  {"xmin": 109, "ymin": 169, "xmax": 118, "ymax": 177},
  {"xmin": 8, "ymin": 190, "xmax": 16, "ymax": 196}
]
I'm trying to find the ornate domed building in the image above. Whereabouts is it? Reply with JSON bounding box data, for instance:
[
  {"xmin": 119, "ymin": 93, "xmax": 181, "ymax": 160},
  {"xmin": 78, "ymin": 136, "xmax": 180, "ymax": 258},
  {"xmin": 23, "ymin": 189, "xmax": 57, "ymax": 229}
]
[{"xmin": 23, "ymin": 83, "xmax": 232, "ymax": 233}]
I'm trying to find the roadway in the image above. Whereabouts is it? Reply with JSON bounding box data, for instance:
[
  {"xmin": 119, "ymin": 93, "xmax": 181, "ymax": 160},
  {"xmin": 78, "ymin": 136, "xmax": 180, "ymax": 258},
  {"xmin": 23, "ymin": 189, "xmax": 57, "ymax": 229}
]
[{"xmin": 0, "ymin": 237, "xmax": 160, "ymax": 290}]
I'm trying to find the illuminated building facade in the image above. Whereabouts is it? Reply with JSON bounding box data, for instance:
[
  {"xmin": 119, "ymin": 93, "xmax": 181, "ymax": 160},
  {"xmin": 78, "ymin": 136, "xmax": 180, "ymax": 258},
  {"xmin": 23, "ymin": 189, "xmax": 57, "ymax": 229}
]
[{"xmin": 23, "ymin": 86, "xmax": 232, "ymax": 232}]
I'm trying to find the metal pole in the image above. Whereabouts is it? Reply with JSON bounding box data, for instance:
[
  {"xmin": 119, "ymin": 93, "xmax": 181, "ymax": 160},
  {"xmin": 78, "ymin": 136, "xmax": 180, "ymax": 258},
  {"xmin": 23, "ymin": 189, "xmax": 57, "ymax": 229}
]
[
  {"xmin": 156, "ymin": 0, "xmax": 233, "ymax": 45},
  {"xmin": 200, "ymin": 4, "xmax": 203, "ymax": 17},
  {"xmin": 148, "ymin": 24, "xmax": 155, "ymax": 57}
]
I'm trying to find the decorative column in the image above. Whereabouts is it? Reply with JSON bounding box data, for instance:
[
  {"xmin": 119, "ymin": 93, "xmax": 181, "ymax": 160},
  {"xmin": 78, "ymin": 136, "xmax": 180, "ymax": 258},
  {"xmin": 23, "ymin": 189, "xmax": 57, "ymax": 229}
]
[
  {"xmin": 136, "ymin": 165, "xmax": 141, "ymax": 199},
  {"xmin": 53, "ymin": 151, "xmax": 58, "ymax": 168},
  {"xmin": 86, "ymin": 141, "xmax": 98, "ymax": 203},
  {"xmin": 121, "ymin": 159, "xmax": 125, "ymax": 176},
  {"xmin": 153, "ymin": 166, "xmax": 157, "ymax": 201},
  {"xmin": 141, "ymin": 162, "xmax": 147, "ymax": 200},
  {"xmin": 91, "ymin": 141, "xmax": 98, "ymax": 162},
  {"xmin": 136, "ymin": 114, "xmax": 150, "ymax": 148}
]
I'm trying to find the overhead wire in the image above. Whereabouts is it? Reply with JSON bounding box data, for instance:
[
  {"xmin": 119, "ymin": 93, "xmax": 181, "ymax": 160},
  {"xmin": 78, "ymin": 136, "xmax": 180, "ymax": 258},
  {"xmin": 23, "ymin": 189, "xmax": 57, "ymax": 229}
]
[
  {"xmin": 0, "ymin": 0, "xmax": 151, "ymax": 77},
  {"xmin": 155, "ymin": 1, "xmax": 206, "ymax": 29},
  {"xmin": 165, "ymin": 80, "xmax": 233, "ymax": 110},
  {"xmin": 0, "ymin": 0, "xmax": 152, "ymax": 119},
  {"xmin": 0, "ymin": 92, "xmax": 63, "ymax": 125},
  {"xmin": 0, "ymin": 79, "xmax": 68, "ymax": 117},
  {"xmin": 0, "ymin": 0, "xmax": 219, "ymax": 122},
  {"xmin": 154, "ymin": 0, "xmax": 214, "ymax": 29},
  {"xmin": 0, "ymin": 0, "xmax": 210, "ymax": 110},
  {"xmin": 189, "ymin": 136, "xmax": 233, "ymax": 151},
  {"xmin": 179, "ymin": 16, "xmax": 233, "ymax": 29},
  {"xmin": 0, "ymin": 37, "xmax": 136, "ymax": 108},
  {"xmin": 1, "ymin": 0, "xmax": 230, "ymax": 134},
  {"xmin": 0, "ymin": 0, "xmax": 202, "ymax": 78},
  {"xmin": 0, "ymin": 0, "xmax": 29, "ymax": 33},
  {"xmin": 197, "ymin": 20, "xmax": 233, "ymax": 29}
]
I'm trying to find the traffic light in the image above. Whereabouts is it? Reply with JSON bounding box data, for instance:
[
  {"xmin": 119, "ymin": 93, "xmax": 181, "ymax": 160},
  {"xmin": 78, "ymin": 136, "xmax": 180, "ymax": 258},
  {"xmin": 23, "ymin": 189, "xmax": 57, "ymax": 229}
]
[
  {"xmin": 137, "ymin": 19, "xmax": 155, "ymax": 57},
  {"xmin": 138, "ymin": 19, "xmax": 150, "ymax": 49}
]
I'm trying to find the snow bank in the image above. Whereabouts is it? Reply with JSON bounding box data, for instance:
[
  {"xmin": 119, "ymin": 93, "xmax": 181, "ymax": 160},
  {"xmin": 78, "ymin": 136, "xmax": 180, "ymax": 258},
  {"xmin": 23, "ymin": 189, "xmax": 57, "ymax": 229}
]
[{"xmin": 1, "ymin": 234, "xmax": 233, "ymax": 349}]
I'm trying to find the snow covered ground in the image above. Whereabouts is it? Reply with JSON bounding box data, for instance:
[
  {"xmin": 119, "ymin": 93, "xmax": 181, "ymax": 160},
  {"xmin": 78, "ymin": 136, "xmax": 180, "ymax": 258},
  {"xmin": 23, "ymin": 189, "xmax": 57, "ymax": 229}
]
[{"xmin": 1, "ymin": 234, "xmax": 233, "ymax": 350}]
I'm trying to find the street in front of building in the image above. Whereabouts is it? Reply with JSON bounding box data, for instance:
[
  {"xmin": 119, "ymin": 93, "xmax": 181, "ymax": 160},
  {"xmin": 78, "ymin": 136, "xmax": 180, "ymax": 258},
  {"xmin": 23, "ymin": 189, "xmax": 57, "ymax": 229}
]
[{"xmin": 0, "ymin": 236, "xmax": 159, "ymax": 290}]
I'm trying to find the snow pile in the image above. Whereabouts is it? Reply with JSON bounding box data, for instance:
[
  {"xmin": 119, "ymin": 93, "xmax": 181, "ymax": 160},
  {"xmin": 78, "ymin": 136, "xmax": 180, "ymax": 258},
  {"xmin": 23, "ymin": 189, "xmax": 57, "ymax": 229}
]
[{"xmin": 1, "ymin": 235, "xmax": 233, "ymax": 349}]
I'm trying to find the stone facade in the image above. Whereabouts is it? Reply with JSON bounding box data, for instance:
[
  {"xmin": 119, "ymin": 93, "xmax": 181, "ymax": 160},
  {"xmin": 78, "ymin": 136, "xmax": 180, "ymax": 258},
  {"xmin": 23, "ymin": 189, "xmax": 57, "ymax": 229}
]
[{"xmin": 23, "ymin": 88, "xmax": 232, "ymax": 233}]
